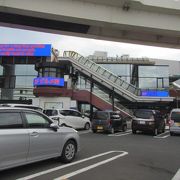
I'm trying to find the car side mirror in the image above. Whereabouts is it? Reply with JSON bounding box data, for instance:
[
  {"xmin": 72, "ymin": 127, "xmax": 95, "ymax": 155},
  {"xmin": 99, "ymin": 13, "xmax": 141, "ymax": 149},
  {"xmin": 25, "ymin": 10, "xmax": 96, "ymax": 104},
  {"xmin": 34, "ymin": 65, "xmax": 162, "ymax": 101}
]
[
  {"xmin": 82, "ymin": 115, "xmax": 85, "ymax": 118},
  {"xmin": 50, "ymin": 123, "xmax": 59, "ymax": 131}
]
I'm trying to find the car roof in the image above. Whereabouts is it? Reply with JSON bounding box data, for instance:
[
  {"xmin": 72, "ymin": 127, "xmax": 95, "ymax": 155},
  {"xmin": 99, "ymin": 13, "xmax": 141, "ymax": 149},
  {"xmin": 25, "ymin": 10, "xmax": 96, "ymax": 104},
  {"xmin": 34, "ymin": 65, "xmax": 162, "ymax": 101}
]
[
  {"xmin": 0, "ymin": 103, "xmax": 41, "ymax": 108},
  {"xmin": 0, "ymin": 107, "xmax": 40, "ymax": 111},
  {"xmin": 171, "ymin": 108, "xmax": 180, "ymax": 112},
  {"xmin": 44, "ymin": 109, "xmax": 79, "ymax": 112}
]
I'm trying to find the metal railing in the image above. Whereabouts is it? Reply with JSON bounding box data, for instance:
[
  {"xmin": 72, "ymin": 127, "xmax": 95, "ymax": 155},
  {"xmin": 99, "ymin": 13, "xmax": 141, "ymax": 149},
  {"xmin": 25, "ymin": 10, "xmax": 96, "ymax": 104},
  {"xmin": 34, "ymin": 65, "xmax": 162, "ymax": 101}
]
[
  {"xmin": 63, "ymin": 51, "xmax": 141, "ymax": 99},
  {"xmin": 63, "ymin": 51, "xmax": 174, "ymax": 102}
]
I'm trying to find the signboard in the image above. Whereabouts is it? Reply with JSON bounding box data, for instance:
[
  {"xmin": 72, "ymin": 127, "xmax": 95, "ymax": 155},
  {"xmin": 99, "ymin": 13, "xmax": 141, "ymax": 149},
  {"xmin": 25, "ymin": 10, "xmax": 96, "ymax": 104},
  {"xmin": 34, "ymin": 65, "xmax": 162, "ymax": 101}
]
[
  {"xmin": 0, "ymin": 44, "xmax": 51, "ymax": 56},
  {"xmin": 33, "ymin": 77, "xmax": 64, "ymax": 87},
  {"xmin": 141, "ymin": 90, "xmax": 169, "ymax": 97}
]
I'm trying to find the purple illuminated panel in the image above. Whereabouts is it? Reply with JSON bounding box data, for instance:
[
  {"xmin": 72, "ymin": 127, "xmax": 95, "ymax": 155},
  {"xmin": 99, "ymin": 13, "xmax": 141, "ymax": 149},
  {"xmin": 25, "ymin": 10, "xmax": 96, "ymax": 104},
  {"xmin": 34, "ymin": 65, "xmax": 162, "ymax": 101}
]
[
  {"xmin": 0, "ymin": 44, "xmax": 51, "ymax": 56},
  {"xmin": 33, "ymin": 77, "xmax": 64, "ymax": 87}
]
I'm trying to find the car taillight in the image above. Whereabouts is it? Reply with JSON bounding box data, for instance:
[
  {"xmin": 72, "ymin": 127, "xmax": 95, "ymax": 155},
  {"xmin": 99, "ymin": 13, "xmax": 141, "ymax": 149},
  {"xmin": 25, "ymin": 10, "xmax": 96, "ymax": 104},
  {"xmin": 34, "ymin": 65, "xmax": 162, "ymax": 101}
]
[{"xmin": 169, "ymin": 120, "xmax": 174, "ymax": 126}]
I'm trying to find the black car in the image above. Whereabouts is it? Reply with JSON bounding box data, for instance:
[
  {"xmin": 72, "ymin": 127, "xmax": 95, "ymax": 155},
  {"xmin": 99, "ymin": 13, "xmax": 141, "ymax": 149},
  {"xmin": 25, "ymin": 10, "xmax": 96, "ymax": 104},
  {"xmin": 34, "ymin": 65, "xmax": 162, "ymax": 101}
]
[
  {"xmin": 91, "ymin": 111, "xmax": 127, "ymax": 134},
  {"xmin": 132, "ymin": 109, "xmax": 165, "ymax": 135}
]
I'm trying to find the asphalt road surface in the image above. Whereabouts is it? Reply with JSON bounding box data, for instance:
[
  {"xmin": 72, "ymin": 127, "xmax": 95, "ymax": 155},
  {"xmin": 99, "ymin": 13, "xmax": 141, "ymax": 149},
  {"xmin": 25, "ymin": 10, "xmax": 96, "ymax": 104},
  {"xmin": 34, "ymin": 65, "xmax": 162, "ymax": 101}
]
[{"xmin": 1, "ymin": 130, "xmax": 180, "ymax": 180}]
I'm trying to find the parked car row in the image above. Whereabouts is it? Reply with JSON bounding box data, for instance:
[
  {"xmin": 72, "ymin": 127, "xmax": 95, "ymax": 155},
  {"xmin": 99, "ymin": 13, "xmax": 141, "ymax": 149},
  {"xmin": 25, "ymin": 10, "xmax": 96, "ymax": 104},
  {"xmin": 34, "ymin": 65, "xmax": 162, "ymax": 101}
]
[
  {"xmin": 0, "ymin": 104, "xmax": 179, "ymax": 171},
  {"xmin": 1, "ymin": 104, "xmax": 180, "ymax": 136},
  {"xmin": 91, "ymin": 108, "xmax": 180, "ymax": 136}
]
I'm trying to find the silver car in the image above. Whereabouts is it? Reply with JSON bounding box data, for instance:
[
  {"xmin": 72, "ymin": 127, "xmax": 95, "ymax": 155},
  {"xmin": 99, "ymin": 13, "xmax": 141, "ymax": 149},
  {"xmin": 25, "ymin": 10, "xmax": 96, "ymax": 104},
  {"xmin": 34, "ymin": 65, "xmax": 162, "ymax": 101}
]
[
  {"xmin": 0, "ymin": 107, "xmax": 80, "ymax": 171},
  {"xmin": 169, "ymin": 108, "xmax": 180, "ymax": 136}
]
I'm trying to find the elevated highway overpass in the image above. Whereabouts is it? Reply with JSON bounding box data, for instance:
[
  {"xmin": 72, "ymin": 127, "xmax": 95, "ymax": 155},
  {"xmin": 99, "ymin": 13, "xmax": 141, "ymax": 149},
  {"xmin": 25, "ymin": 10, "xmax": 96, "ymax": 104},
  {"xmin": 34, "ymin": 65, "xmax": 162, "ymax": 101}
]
[{"xmin": 0, "ymin": 0, "xmax": 180, "ymax": 47}]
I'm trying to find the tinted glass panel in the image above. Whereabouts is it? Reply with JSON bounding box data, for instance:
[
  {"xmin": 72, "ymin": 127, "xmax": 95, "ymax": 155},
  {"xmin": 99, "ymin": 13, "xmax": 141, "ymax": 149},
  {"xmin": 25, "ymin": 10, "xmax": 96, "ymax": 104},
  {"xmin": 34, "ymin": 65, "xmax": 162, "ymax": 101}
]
[
  {"xmin": 93, "ymin": 112, "xmax": 108, "ymax": 120},
  {"xmin": 60, "ymin": 110, "xmax": 71, "ymax": 116},
  {"xmin": 134, "ymin": 110, "xmax": 153, "ymax": 119},
  {"xmin": 43, "ymin": 110, "xmax": 58, "ymax": 116},
  {"xmin": 171, "ymin": 112, "xmax": 180, "ymax": 122},
  {"xmin": 15, "ymin": 65, "xmax": 37, "ymax": 76},
  {"xmin": 25, "ymin": 113, "xmax": 50, "ymax": 128},
  {"xmin": 0, "ymin": 112, "xmax": 23, "ymax": 128},
  {"xmin": 70, "ymin": 111, "xmax": 81, "ymax": 117}
]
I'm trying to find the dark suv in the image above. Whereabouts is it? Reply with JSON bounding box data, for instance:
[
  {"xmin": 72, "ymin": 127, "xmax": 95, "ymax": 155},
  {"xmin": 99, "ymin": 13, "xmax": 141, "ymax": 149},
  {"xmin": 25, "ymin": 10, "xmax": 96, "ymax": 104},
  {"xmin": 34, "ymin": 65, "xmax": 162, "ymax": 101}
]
[
  {"xmin": 91, "ymin": 111, "xmax": 127, "ymax": 134},
  {"xmin": 132, "ymin": 109, "xmax": 165, "ymax": 135}
]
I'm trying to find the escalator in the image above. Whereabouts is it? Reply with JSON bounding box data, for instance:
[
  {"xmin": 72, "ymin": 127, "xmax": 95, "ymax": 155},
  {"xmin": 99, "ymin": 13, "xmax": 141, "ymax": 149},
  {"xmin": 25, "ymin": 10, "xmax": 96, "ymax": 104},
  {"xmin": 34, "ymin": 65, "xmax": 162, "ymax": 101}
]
[{"xmin": 63, "ymin": 51, "xmax": 174, "ymax": 103}]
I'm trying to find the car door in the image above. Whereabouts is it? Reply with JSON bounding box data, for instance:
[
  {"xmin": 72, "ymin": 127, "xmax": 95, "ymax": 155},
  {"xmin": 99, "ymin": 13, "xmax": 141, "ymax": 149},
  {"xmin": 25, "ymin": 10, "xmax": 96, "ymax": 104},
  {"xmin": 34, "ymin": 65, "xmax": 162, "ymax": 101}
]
[
  {"xmin": 24, "ymin": 111, "xmax": 61, "ymax": 162},
  {"xmin": 70, "ymin": 110, "xmax": 84, "ymax": 129},
  {"xmin": 0, "ymin": 111, "xmax": 29, "ymax": 170}
]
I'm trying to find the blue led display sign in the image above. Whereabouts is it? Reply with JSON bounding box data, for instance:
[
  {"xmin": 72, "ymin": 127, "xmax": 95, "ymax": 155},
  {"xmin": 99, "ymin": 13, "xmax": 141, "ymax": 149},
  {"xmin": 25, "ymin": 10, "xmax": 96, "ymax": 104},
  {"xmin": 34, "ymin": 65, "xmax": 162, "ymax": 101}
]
[
  {"xmin": 33, "ymin": 77, "xmax": 64, "ymax": 87},
  {"xmin": 0, "ymin": 44, "xmax": 51, "ymax": 56},
  {"xmin": 141, "ymin": 90, "xmax": 169, "ymax": 97}
]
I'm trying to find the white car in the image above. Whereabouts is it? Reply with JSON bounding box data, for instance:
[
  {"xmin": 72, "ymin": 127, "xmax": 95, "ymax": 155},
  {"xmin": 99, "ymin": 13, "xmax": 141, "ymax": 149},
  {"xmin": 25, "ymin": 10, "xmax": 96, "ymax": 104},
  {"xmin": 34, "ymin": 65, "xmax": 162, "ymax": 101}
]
[{"xmin": 43, "ymin": 109, "xmax": 91, "ymax": 130}]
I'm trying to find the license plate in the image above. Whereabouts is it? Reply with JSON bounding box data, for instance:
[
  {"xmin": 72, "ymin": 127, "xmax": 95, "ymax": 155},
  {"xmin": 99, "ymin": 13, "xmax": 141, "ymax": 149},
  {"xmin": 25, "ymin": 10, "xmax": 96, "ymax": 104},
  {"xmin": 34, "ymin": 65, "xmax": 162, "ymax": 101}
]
[
  {"xmin": 139, "ymin": 121, "xmax": 145, "ymax": 125},
  {"xmin": 97, "ymin": 126, "xmax": 103, "ymax": 130},
  {"xmin": 175, "ymin": 122, "xmax": 180, "ymax": 126}
]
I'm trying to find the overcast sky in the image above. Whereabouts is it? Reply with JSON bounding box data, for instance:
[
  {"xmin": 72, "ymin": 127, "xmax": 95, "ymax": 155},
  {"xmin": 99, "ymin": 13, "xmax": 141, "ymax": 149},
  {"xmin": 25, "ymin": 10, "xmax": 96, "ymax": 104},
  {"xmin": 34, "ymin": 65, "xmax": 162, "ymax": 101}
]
[{"xmin": 1, "ymin": 26, "xmax": 180, "ymax": 61}]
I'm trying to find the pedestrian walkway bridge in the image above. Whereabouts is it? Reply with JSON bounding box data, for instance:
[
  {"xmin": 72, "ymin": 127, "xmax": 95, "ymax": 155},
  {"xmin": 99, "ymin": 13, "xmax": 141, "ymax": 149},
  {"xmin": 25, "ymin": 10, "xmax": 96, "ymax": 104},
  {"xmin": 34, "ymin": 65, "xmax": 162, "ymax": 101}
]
[{"xmin": 63, "ymin": 51, "xmax": 174, "ymax": 103}]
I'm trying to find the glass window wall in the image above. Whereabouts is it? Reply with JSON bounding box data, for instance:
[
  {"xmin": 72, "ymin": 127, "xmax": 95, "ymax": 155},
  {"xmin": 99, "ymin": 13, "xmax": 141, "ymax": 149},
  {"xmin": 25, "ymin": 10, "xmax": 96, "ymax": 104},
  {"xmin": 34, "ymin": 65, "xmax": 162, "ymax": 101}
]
[{"xmin": 138, "ymin": 66, "xmax": 169, "ymax": 89}]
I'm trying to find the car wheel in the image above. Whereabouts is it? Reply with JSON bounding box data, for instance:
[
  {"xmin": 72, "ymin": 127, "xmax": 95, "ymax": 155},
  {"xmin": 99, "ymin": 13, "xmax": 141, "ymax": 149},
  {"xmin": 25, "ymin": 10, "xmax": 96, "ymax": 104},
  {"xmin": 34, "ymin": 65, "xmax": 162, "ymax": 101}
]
[
  {"xmin": 109, "ymin": 128, "xmax": 115, "ymax": 134},
  {"xmin": 122, "ymin": 125, "xmax": 127, "ymax": 132},
  {"xmin": 132, "ymin": 129, "xmax": 136, "ymax": 134},
  {"xmin": 92, "ymin": 129, "xmax": 97, "ymax": 133},
  {"xmin": 84, "ymin": 123, "xmax": 90, "ymax": 130},
  {"xmin": 60, "ymin": 140, "xmax": 76, "ymax": 163},
  {"xmin": 162, "ymin": 123, "xmax": 165, "ymax": 133},
  {"xmin": 170, "ymin": 132, "xmax": 174, "ymax": 136}
]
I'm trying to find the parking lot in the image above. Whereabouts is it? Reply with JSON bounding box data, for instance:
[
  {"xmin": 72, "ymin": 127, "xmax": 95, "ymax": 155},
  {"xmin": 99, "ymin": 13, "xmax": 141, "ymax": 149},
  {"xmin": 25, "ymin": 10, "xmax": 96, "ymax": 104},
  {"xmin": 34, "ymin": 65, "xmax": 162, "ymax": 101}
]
[{"xmin": 1, "ymin": 128, "xmax": 180, "ymax": 180}]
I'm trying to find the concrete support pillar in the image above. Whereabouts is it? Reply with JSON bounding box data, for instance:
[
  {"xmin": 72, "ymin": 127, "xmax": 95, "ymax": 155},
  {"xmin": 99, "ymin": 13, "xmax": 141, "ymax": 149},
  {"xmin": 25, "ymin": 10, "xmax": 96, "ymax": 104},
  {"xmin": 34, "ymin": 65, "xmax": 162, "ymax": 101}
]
[{"xmin": 1, "ymin": 65, "xmax": 15, "ymax": 100}]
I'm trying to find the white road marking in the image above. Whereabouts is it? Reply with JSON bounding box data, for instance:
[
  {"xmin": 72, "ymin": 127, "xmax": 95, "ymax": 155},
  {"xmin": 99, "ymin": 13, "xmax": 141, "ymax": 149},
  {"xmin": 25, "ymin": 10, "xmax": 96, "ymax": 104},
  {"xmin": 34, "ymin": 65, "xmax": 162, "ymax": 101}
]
[
  {"xmin": 54, "ymin": 151, "xmax": 128, "ymax": 180},
  {"xmin": 17, "ymin": 151, "xmax": 127, "ymax": 180},
  {"xmin": 154, "ymin": 134, "xmax": 170, "ymax": 139},
  {"xmin": 108, "ymin": 131, "xmax": 132, "ymax": 137},
  {"xmin": 172, "ymin": 168, "xmax": 180, "ymax": 180},
  {"xmin": 154, "ymin": 131, "xmax": 170, "ymax": 139}
]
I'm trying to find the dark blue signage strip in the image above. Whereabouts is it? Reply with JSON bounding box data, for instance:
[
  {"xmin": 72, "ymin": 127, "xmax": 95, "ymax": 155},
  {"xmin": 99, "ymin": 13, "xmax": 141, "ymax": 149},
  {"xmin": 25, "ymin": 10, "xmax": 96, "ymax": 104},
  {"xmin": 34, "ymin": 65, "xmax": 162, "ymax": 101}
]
[
  {"xmin": 141, "ymin": 90, "xmax": 169, "ymax": 97},
  {"xmin": 0, "ymin": 44, "xmax": 51, "ymax": 56},
  {"xmin": 33, "ymin": 77, "xmax": 64, "ymax": 87}
]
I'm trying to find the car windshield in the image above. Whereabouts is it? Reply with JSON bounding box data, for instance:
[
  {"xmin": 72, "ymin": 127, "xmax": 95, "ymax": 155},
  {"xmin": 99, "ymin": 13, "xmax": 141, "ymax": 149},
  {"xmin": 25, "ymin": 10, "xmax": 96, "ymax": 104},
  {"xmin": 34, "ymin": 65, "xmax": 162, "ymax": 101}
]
[
  {"xmin": 171, "ymin": 112, "xmax": 180, "ymax": 122},
  {"xmin": 134, "ymin": 110, "xmax": 153, "ymax": 119},
  {"xmin": 43, "ymin": 110, "xmax": 58, "ymax": 116},
  {"xmin": 93, "ymin": 112, "xmax": 108, "ymax": 120}
]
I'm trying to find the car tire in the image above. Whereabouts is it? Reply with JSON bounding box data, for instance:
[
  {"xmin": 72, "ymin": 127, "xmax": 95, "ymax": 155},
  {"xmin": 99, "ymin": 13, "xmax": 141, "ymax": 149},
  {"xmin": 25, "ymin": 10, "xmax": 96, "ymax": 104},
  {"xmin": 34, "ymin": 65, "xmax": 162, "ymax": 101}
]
[
  {"xmin": 92, "ymin": 129, "xmax": 97, "ymax": 133},
  {"xmin": 132, "ymin": 129, "xmax": 136, "ymax": 134},
  {"xmin": 84, "ymin": 123, "xmax": 90, "ymax": 130},
  {"xmin": 162, "ymin": 124, "xmax": 165, "ymax": 133},
  {"xmin": 170, "ymin": 132, "xmax": 174, "ymax": 136},
  {"xmin": 122, "ymin": 125, "xmax": 127, "ymax": 132},
  {"xmin": 60, "ymin": 140, "xmax": 76, "ymax": 163}
]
